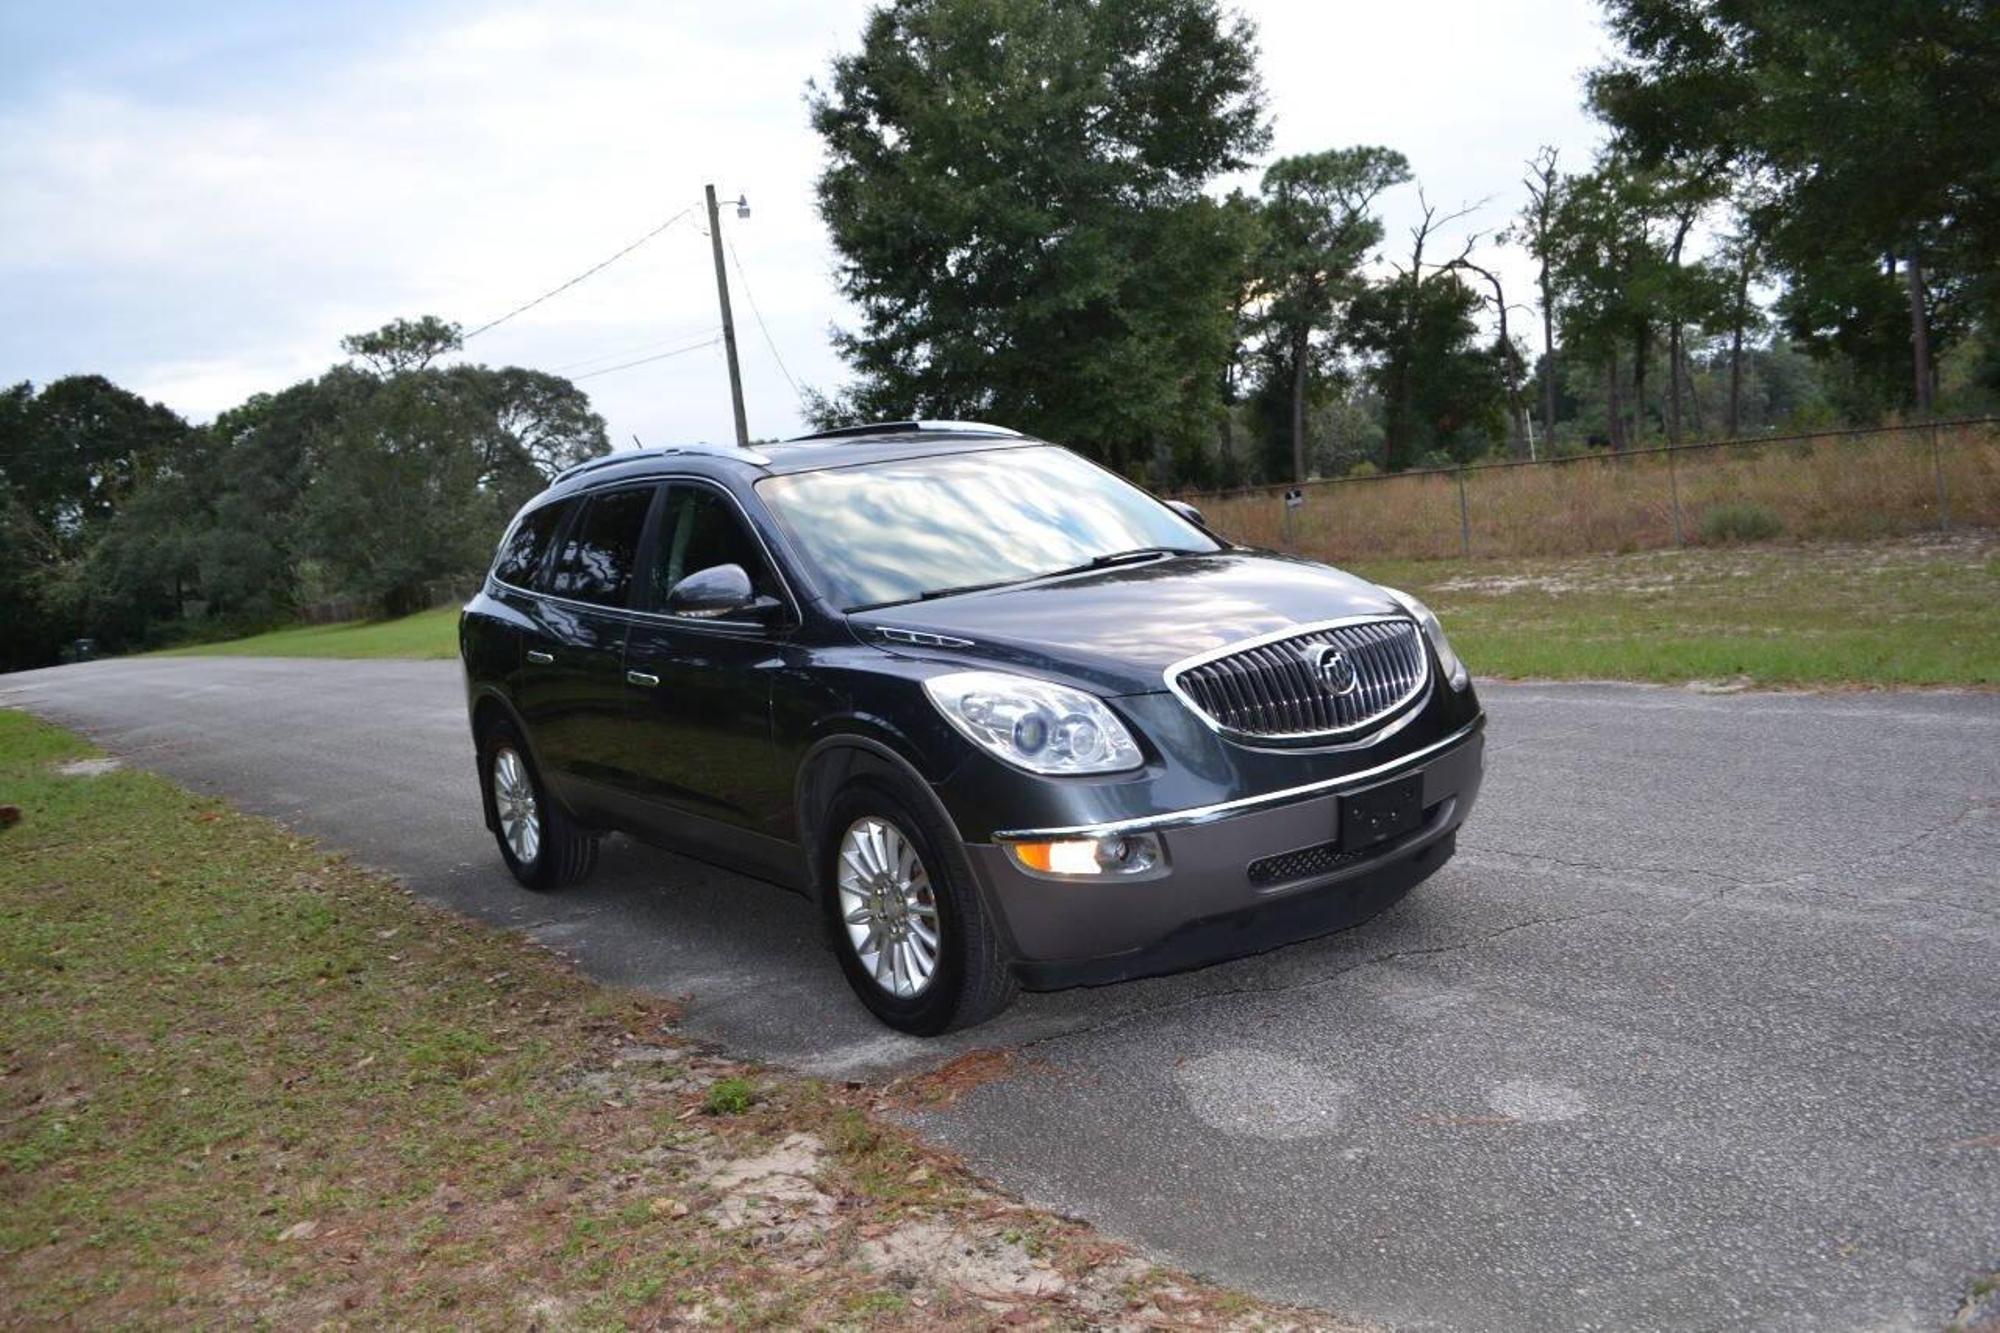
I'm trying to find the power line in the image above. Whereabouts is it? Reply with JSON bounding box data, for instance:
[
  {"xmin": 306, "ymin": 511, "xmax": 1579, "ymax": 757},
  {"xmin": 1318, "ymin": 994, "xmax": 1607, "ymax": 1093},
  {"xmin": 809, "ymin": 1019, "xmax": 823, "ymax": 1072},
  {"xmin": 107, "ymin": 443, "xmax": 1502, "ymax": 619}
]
[
  {"xmin": 547, "ymin": 325, "xmax": 719, "ymax": 375},
  {"xmin": 568, "ymin": 335, "xmax": 722, "ymax": 383},
  {"xmin": 461, "ymin": 205, "xmax": 699, "ymax": 343},
  {"xmin": 724, "ymin": 233, "xmax": 806, "ymax": 410}
]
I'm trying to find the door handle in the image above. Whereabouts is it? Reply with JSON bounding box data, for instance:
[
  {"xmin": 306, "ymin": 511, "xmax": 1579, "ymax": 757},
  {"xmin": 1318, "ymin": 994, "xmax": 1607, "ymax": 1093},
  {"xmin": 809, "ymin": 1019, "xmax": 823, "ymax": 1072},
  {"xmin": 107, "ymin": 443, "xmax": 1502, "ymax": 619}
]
[
  {"xmin": 526, "ymin": 649, "xmax": 554, "ymax": 665},
  {"xmin": 626, "ymin": 670, "xmax": 660, "ymax": 688}
]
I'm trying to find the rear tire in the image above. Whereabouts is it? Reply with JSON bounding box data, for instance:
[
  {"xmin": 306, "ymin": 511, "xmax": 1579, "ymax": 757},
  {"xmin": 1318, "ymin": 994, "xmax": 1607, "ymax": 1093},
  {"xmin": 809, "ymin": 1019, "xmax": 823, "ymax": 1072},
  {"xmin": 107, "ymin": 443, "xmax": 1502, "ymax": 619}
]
[
  {"xmin": 820, "ymin": 778, "xmax": 1017, "ymax": 1035},
  {"xmin": 479, "ymin": 720, "xmax": 597, "ymax": 891}
]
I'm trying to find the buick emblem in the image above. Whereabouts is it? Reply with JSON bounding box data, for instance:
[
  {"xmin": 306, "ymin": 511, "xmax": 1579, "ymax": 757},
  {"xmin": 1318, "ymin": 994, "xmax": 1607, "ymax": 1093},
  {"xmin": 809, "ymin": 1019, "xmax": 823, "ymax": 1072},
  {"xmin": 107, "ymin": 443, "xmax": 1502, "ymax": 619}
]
[{"xmin": 1307, "ymin": 644, "xmax": 1360, "ymax": 696}]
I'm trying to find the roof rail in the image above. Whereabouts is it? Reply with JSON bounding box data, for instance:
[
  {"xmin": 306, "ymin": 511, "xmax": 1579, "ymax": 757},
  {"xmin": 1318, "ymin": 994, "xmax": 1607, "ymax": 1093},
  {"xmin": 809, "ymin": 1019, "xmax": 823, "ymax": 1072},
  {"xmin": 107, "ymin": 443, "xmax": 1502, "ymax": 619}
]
[
  {"xmin": 552, "ymin": 441, "xmax": 769, "ymax": 484},
  {"xmin": 784, "ymin": 419, "xmax": 1024, "ymax": 443}
]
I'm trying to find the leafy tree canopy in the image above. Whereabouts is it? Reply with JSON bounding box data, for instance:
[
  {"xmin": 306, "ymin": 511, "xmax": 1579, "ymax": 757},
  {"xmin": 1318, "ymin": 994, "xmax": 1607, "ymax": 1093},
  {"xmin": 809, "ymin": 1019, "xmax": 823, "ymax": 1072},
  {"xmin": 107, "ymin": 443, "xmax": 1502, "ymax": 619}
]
[
  {"xmin": 1589, "ymin": 0, "xmax": 2000, "ymax": 406},
  {"xmin": 810, "ymin": 0, "xmax": 1269, "ymax": 471},
  {"xmin": 340, "ymin": 316, "xmax": 466, "ymax": 376}
]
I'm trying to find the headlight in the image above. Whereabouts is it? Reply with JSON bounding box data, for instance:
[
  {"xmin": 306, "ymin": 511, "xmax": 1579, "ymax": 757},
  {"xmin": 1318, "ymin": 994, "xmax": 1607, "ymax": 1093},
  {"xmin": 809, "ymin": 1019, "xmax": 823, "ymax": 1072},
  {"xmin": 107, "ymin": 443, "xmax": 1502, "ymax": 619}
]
[
  {"xmin": 1381, "ymin": 587, "xmax": 1470, "ymax": 690},
  {"xmin": 922, "ymin": 670, "xmax": 1143, "ymax": 775}
]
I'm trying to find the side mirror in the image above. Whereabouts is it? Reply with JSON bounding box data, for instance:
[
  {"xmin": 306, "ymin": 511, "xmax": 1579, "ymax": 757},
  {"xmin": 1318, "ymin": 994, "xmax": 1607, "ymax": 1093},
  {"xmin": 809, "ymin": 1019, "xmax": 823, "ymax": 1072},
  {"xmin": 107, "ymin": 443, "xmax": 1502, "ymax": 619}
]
[
  {"xmin": 665, "ymin": 563, "xmax": 778, "ymax": 622},
  {"xmin": 1165, "ymin": 499, "xmax": 1206, "ymax": 528}
]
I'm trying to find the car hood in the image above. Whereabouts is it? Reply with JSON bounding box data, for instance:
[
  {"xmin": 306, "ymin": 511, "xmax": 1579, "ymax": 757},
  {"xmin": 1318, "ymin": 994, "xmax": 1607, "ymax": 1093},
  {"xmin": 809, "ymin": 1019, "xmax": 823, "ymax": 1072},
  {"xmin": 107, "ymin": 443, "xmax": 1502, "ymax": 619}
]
[{"xmin": 851, "ymin": 549, "xmax": 1404, "ymax": 696}]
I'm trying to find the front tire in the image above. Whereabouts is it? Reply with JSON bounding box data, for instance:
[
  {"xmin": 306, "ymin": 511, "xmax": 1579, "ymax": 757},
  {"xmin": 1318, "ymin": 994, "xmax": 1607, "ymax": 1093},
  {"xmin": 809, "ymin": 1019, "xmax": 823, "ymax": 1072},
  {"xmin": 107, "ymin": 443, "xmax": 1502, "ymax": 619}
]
[
  {"xmin": 479, "ymin": 721, "xmax": 597, "ymax": 891},
  {"xmin": 821, "ymin": 780, "xmax": 1017, "ymax": 1035}
]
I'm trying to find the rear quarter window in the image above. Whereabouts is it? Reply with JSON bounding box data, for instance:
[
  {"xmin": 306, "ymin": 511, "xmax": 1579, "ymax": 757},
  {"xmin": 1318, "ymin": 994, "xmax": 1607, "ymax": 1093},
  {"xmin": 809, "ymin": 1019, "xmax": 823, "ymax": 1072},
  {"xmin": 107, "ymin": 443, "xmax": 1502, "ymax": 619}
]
[{"xmin": 492, "ymin": 499, "xmax": 572, "ymax": 588}]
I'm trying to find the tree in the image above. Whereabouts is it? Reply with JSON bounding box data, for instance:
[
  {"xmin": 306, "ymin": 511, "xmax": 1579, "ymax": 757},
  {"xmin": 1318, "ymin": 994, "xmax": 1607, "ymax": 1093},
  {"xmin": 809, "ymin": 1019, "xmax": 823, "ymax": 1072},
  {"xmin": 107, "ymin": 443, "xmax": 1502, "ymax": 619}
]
[
  {"xmin": 299, "ymin": 328, "xmax": 610, "ymax": 616},
  {"xmin": 1542, "ymin": 155, "xmax": 1713, "ymax": 450},
  {"xmin": 1716, "ymin": 231, "xmax": 1763, "ymax": 437},
  {"xmin": 1372, "ymin": 192, "xmax": 1508, "ymax": 469},
  {"xmin": 1254, "ymin": 146, "xmax": 1410, "ymax": 481},
  {"xmin": 1350, "ymin": 197, "xmax": 1507, "ymax": 469},
  {"xmin": 1449, "ymin": 257, "xmax": 1533, "ymax": 457},
  {"xmin": 1508, "ymin": 147, "xmax": 1565, "ymax": 450},
  {"xmin": 1213, "ymin": 189, "xmax": 1265, "ymax": 486},
  {"xmin": 453, "ymin": 365, "xmax": 609, "ymax": 496},
  {"xmin": 299, "ymin": 368, "xmax": 494, "ymax": 616},
  {"xmin": 1590, "ymin": 0, "xmax": 2000, "ymax": 417},
  {"xmin": 192, "ymin": 378, "xmax": 350, "ymax": 620},
  {"xmin": 809, "ymin": 0, "xmax": 1268, "ymax": 475},
  {"xmin": 340, "ymin": 316, "xmax": 464, "ymax": 376},
  {"xmin": 0, "ymin": 377, "xmax": 194, "ymax": 667},
  {"xmin": 0, "ymin": 375, "xmax": 191, "ymax": 555},
  {"xmin": 0, "ymin": 320, "xmax": 610, "ymax": 661},
  {"xmin": 1642, "ymin": 156, "xmax": 1730, "ymax": 443}
]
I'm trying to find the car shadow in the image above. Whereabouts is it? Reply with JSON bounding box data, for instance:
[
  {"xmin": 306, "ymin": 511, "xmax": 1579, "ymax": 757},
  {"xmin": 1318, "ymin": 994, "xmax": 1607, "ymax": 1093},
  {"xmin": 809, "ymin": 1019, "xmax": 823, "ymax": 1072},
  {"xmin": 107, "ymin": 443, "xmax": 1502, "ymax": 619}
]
[{"xmin": 426, "ymin": 828, "xmax": 1493, "ymax": 1081}]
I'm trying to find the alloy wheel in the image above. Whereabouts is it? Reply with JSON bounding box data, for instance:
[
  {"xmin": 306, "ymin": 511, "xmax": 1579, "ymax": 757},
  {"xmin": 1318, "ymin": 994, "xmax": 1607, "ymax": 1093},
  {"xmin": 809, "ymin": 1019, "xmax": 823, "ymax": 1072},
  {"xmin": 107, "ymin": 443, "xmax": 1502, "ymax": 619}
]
[
  {"xmin": 836, "ymin": 816, "xmax": 940, "ymax": 998},
  {"xmin": 492, "ymin": 746, "xmax": 541, "ymax": 865}
]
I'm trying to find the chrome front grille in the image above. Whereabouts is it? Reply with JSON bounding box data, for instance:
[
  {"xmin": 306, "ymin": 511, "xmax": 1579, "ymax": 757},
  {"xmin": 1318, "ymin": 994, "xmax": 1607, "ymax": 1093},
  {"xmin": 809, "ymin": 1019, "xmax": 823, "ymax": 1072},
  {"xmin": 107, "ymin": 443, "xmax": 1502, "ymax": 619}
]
[{"xmin": 1166, "ymin": 618, "xmax": 1430, "ymax": 741}]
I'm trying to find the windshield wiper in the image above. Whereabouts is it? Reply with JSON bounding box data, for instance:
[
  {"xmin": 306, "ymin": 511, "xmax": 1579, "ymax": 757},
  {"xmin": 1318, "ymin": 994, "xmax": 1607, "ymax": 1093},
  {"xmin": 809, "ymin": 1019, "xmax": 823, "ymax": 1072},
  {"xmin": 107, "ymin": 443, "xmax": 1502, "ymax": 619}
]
[
  {"xmin": 1026, "ymin": 546, "xmax": 1195, "ymax": 583},
  {"xmin": 849, "ymin": 576, "xmax": 1033, "ymax": 612},
  {"xmin": 848, "ymin": 549, "xmax": 1196, "ymax": 613}
]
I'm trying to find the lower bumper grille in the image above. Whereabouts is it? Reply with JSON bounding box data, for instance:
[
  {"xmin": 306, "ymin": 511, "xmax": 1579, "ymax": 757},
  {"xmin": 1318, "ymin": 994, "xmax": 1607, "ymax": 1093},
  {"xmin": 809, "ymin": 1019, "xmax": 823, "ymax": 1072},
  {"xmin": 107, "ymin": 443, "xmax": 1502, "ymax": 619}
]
[
  {"xmin": 1247, "ymin": 842, "xmax": 1370, "ymax": 887},
  {"xmin": 1247, "ymin": 800, "xmax": 1448, "ymax": 888}
]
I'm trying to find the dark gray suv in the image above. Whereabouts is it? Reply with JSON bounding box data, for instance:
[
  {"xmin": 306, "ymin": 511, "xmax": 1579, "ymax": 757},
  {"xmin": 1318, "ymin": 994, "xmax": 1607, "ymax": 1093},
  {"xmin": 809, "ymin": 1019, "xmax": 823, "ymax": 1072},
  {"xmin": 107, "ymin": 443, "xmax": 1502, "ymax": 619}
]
[{"xmin": 460, "ymin": 421, "xmax": 1484, "ymax": 1033}]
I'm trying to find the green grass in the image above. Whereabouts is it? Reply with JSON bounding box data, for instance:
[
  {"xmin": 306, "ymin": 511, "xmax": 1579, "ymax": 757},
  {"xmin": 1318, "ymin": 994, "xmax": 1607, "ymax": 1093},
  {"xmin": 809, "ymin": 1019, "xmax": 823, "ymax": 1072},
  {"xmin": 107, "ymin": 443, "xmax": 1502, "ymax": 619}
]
[
  {"xmin": 159, "ymin": 604, "xmax": 460, "ymax": 659},
  {"xmin": 0, "ymin": 710, "xmax": 1289, "ymax": 1329},
  {"xmin": 153, "ymin": 534, "xmax": 1998, "ymax": 689},
  {"xmin": 1351, "ymin": 532, "xmax": 2000, "ymax": 688},
  {"xmin": 702, "ymin": 1076, "xmax": 757, "ymax": 1116}
]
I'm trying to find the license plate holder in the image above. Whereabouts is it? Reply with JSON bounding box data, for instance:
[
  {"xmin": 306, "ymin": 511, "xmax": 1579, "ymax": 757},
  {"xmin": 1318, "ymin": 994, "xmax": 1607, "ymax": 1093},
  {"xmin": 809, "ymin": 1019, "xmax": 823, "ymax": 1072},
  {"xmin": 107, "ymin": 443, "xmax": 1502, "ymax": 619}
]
[{"xmin": 1338, "ymin": 773, "xmax": 1424, "ymax": 852}]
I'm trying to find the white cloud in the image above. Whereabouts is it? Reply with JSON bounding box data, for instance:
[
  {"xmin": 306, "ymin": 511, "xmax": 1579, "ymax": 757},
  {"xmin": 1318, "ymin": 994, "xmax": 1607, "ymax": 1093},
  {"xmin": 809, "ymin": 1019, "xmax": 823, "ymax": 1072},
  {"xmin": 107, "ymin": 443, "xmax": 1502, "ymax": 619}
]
[{"xmin": 1, "ymin": 0, "xmax": 1614, "ymax": 441}]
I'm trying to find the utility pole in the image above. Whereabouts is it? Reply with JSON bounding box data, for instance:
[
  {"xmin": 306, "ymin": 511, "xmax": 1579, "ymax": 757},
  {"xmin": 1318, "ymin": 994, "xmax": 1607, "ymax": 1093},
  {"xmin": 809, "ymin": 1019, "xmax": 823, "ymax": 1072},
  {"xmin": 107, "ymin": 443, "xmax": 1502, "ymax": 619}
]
[{"xmin": 705, "ymin": 183, "xmax": 750, "ymax": 447}]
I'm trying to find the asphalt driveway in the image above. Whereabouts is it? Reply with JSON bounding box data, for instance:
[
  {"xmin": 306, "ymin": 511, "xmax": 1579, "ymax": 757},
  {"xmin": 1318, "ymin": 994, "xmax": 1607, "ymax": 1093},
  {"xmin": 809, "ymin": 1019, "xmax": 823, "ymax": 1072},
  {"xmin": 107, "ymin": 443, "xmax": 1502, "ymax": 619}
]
[{"xmin": 5, "ymin": 657, "xmax": 1996, "ymax": 1331}]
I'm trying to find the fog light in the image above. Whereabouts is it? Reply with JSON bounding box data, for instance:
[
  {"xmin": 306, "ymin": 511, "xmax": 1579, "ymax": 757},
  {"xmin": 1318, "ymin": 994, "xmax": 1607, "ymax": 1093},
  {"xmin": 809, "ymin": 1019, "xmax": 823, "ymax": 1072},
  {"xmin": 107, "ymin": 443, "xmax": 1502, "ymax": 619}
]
[{"xmin": 1007, "ymin": 832, "xmax": 1163, "ymax": 877}]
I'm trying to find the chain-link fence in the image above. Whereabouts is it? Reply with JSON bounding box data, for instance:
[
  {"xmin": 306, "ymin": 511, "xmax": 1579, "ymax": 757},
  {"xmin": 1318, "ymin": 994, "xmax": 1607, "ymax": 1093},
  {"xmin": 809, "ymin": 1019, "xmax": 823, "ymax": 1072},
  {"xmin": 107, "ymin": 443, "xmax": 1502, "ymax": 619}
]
[{"xmin": 1180, "ymin": 418, "xmax": 2000, "ymax": 563}]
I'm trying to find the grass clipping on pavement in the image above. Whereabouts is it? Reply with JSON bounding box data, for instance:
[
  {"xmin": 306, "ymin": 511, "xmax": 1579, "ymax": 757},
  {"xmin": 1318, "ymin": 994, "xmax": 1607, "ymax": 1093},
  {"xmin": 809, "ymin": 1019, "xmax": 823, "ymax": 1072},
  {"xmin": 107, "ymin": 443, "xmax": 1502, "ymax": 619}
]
[{"xmin": 0, "ymin": 711, "xmax": 1324, "ymax": 1330}]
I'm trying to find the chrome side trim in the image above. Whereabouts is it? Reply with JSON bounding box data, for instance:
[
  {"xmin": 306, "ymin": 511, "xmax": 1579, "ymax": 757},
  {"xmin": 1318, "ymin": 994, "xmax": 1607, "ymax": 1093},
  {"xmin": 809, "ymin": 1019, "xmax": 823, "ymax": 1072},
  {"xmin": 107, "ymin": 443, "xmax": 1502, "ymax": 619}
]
[
  {"xmin": 993, "ymin": 715, "xmax": 1484, "ymax": 841},
  {"xmin": 1163, "ymin": 613, "xmax": 1431, "ymax": 748}
]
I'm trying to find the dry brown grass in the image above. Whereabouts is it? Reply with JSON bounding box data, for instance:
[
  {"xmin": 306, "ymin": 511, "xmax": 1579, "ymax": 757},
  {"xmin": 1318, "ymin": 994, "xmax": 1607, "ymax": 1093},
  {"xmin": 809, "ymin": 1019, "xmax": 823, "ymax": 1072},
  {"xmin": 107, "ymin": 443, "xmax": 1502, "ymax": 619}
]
[{"xmin": 1193, "ymin": 421, "xmax": 2000, "ymax": 563}]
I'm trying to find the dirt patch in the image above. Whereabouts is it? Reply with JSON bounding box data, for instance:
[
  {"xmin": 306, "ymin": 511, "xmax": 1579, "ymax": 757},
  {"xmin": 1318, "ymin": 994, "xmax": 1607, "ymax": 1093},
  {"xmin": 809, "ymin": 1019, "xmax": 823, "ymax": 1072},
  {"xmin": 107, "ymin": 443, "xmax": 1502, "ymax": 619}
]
[
  {"xmin": 53, "ymin": 757, "xmax": 123, "ymax": 777},
  {"xmin": 860, "ymin": 1217, "xmax": 1067, "ymax": 1300},
  {"xmin": 698, "ymin": 1131, "xmax": 837, "ymax": 1238}
]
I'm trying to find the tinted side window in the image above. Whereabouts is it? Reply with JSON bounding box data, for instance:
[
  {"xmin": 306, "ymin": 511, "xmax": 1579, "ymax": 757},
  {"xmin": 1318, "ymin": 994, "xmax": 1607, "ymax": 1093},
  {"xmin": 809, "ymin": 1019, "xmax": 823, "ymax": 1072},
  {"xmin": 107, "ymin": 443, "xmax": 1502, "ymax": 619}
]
[
  {"xmin": 550, "ymin": 487, "xmax": 654, "ymax": 607},
  {"xmin": 492, "ymin": 499, "xmax": 572, "ymax": 588},
  {"xmin": 650, "ymin": 485, "xmax": 782, "ymax": 609}
]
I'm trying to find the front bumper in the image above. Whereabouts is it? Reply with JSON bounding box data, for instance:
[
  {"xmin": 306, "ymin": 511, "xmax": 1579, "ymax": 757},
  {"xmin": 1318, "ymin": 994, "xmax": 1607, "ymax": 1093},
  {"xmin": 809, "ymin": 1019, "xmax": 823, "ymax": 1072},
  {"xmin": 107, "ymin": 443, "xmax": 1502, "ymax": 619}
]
[{"xmin": 964, "ymin": 716, "xmax": 1484, "ymax": 988}]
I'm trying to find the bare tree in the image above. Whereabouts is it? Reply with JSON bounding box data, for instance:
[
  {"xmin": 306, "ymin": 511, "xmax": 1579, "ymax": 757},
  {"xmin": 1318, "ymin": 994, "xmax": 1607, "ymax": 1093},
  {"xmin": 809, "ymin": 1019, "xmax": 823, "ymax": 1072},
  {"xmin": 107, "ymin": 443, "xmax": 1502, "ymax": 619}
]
[
  {"xmin": 1450, "ymin": 257, "xmax": 1533, "ymax": 457},
  {"xmin": 1381, "ymin": 190, "xmax": 1482, "ymax": 468},
  {"xmin": 1512, "ymin": 148, "xmax": 1563, "ymax": 449}
]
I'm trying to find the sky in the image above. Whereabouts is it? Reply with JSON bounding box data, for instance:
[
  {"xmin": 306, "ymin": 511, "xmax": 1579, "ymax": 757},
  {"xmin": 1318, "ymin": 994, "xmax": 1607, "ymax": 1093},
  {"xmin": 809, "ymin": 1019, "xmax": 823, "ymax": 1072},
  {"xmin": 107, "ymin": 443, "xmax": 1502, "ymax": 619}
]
[{"xmin": 0, "ymin": 0, "xmax": 1611, "ymax": 450}]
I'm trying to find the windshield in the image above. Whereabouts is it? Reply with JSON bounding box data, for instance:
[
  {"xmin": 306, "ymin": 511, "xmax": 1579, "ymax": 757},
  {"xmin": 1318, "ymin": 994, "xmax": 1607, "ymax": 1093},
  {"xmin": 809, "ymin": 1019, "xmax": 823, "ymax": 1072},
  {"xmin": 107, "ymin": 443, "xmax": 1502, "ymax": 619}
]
[{"xmin": 755, "ymin": 445, "xmax": 1220, "ymax": 611}]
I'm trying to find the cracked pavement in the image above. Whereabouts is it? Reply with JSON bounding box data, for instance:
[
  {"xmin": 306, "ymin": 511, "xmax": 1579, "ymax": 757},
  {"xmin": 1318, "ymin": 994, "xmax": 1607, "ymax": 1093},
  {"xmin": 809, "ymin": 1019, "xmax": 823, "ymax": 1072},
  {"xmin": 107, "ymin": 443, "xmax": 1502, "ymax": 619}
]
[{"xmin": 6, "ymin": 659, "xmax": 1997, "ymax": 1331}]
